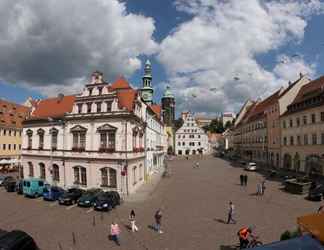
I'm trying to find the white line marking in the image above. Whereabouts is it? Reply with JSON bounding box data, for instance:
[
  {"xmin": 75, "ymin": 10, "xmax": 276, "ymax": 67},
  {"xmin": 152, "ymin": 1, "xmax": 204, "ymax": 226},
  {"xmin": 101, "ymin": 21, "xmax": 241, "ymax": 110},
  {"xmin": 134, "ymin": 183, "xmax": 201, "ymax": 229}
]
[
  {"xmin": 86, "ymin": 208, "xmax": 93, "ymax": 213},
  {"xmin": 66, "ymin": 204, "xmax": 78, "ymax": 210},
  {"xmin": 49, "ymin": 203, "xmax": 58, "ymax": 207}
]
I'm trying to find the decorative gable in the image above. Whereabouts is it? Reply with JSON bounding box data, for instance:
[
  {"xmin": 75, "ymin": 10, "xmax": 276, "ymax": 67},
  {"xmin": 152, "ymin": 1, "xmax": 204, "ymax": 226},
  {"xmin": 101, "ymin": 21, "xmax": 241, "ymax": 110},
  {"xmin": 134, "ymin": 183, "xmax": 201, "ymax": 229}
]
[
  {"xmin": 70, "ymin": 125, "xmax": 87, "ymax": 132},
  {"xmin": 97, "ymin": 124, "xmax": 117, "ymax": 132}
]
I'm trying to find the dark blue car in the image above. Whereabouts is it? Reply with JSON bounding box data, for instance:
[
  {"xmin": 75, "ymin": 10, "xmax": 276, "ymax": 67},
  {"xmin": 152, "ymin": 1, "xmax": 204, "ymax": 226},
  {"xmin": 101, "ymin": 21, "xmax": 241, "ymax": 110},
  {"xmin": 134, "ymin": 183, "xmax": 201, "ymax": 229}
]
[{"xmin": 43, "ymin": 186, "xmax": 65, "ymax": 201}]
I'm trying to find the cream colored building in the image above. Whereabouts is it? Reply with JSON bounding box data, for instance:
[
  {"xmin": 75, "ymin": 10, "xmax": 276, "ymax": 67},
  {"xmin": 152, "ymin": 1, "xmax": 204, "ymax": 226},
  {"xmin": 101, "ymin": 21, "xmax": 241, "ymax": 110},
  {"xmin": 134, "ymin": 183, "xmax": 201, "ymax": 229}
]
[
  {"xmin": 280, "ymin": 76, "xmax": 324, "ymax": 176},
  {"xmin": 0, "ymin": 99, "xmax": 29, "ymax": 168}
]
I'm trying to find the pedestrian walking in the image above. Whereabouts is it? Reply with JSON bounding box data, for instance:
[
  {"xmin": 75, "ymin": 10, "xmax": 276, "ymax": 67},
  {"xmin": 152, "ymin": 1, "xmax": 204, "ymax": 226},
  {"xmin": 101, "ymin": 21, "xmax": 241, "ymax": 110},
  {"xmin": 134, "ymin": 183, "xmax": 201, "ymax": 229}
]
[
  {"xmin": 261, "ymin": 180, "xmax": 266, "ymax": 195},
  {"xmin": 256, "ymin": 183, "xmax": 262, "ymax": 195},
  {"xmin": 226, "ymin": 201, "xmax": 236, "ymax": 224},
  {"xmin": 110, "ymin": 221, "xmax": 121, "ymax": 246},
  {"xmin": 240, "ymin": 175, "xmax": 243, "ymax": 186},
  {"xmin": 129, "ymin": 210, "xmax": 138, "ymax": 232},
  {"xmin": 244, "ymin": 175, "xmax": 248, "ymax": 186},
  {"xmin": 318, "ymin": 205, "xmax": 324, "ymax": 213},
  {"xmin": 154, "ymin": 209, "xmax": 163, "ymax": 233}
]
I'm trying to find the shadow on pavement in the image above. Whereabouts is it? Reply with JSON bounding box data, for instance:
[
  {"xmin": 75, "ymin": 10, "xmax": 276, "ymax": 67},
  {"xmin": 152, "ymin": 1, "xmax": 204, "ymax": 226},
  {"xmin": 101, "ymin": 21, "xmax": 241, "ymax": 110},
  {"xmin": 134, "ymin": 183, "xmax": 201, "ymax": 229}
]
[
  {"xmin": 219, "ymin": 245, "xmax": 238, "ymax": 250},
  {"xmin": 214, "ymin": 218, "xmax": 227, "ymax": 224}
]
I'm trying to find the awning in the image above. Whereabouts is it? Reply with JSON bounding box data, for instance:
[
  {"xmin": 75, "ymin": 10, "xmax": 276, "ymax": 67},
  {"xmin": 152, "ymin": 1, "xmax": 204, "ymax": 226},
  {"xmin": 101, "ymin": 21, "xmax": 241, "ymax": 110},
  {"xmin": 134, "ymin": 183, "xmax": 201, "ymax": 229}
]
[
  {"xmin": 251, "ymin": 235, "xmax": 323, "ymax": 250},
  {"xmin": 297, "ymin": 213, "xmax": 324, "ymax": 243}
]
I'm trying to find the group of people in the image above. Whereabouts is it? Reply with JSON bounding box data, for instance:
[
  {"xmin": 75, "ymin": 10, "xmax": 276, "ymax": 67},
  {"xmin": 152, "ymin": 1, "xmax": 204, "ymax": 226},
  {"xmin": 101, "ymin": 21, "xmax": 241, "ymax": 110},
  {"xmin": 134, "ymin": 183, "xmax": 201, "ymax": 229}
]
[
  {"xmin": 256, "ymin": 180, "xmax": 266, "ymax": 196},
  {"xmin": 109, "ymin": 209, "xmax": 163, "ymax": 246},
  {"xmin": 239, "ymin": 174, "xmax": 248, "ymax": 186}
]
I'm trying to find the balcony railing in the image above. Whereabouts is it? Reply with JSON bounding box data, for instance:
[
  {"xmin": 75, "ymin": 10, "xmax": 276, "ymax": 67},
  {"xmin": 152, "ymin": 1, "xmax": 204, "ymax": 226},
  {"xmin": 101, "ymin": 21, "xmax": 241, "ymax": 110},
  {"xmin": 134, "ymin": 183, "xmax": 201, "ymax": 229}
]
[
  {"xmin": 133, "ymin": 147, "xmax": 145, "ymax": 153},
  {"xmin": 72, "ymin": 147, "xmax": 85, "ymax": 152}
]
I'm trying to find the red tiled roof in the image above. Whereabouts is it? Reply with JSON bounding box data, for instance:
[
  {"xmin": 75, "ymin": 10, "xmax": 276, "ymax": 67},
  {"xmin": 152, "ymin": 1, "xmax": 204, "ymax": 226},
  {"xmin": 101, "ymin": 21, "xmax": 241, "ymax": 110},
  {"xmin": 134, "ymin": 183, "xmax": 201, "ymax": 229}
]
[
  {"xmin": 110, "ymin": 76, "xmax": 131, "ymax": 90},
  {"xmin": 289, "ymin": 76, "xmax": 324, "ymax": 106},
  {"xmin": 149, "ymin": 104, "xmax": 162, "ymax": 119},
  {"xmin": 30, "ymin": 95, "xmax": 75, "ymax": 119},
  {"xmin": 0, "ymin": 99, "xmax": 30, "ymax": 128},
  {"xmin": 116, "ymin": 89, "xmax": 138, "ymax": 112},
  {"xmin": 247, "ymin": 90, "xmax": 280, "ymax": 122}
]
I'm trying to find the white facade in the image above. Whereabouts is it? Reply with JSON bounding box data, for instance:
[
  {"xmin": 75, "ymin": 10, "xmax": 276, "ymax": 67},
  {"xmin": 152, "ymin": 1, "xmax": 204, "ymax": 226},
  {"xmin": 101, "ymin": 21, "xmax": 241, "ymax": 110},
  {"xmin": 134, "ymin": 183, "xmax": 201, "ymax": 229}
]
[
  {"xmin": 175, "ymin": 112, "xmax": 209, "ymax": 155},
  {"xmin": 21, "ymin": 72, "xmax": 166, "ymax": 195},
  {"xmin": 144, "ymin": 107, "xmax": 166, "ymax": 177}
]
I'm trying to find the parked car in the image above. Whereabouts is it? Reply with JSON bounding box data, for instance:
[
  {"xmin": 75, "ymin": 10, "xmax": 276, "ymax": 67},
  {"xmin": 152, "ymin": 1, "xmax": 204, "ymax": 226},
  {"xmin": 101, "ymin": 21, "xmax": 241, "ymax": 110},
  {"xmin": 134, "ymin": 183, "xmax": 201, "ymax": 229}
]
[
  {"xmin": 0, "ymin": 229, "xmax": 39, "ymax": 250},
  {"xmin": 43, "ymin": 186, "xmax": 65, "ymax": 201},
  {"xmin": 22, "ymin": 178, "xmax": 46, "ymax": 197},
  {"xmin": 78, "ymin": 188, "xmax": 103, "ymax": 207},
  {"xmin": 308, "ymin": 184, "xmax": 324, "ymax": 201},
  {"xmin": 245, "ymin": 162, "xmax": 257, "ymax": 171},
  {"xmin": 4, "ymin": 180, "xmax": 17, "ymax": 192},
  {"xmin": 93, "ymin": 191, "xmax": 121, "ymax": 211},
  {"xmin": 58, "ymin": 188, "xmax": 84, "ymax": 205},
  {"xmin": 0, "ymin": 176, "xmax": 15, "ymax": 187},
  {"xmin": 16, "ymin": 180, "xmax": 23, "ymax": 195},
  {"xmin": 239, "ymin": 161, "xmax": 247, "ymax": 166}
]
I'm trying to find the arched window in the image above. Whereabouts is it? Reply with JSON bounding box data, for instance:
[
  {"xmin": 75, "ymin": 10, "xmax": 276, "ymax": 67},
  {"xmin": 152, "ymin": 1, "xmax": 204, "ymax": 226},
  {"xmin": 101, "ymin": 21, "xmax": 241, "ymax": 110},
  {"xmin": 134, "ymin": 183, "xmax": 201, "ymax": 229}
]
[
  {"xmin": 50, "ymin": 128, "xmax": 59, "ymax": 150},
  {"xmin": 52, "ymin": 164, "xmax": 60, "ymax": 182},
  {"xmin": 37, "ymin": 129, "xmax": 45, "ymax": 150},
  {"xmin": 28, "ymin": 162, "xmax": 34, "ymax": 177},
  {"xmin": 133, "ymin": 166, "xmax": 137, "ymax": 185},
  {"xmin": 26, "ymin": 129, "xmax": 33, "ymax": 149},
  {"xmin": 39, "ymin": 163, "xmax": 46, "ymax": 179},
  {"xmin": 100, "ymin": 167, "xmax": 117, "ymax": 188}
]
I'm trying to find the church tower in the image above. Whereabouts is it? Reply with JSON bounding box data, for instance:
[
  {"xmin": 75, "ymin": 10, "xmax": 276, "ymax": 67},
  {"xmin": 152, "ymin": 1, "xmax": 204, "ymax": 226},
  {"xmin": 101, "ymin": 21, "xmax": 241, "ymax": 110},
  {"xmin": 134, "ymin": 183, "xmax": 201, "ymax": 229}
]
[
  {"xmin": 140, "ymin": 60, "xmax": 154, "ymax": 104},
  {"xmin": 161, "ymin": 85, "xmax": 175, "ymax": 127}
]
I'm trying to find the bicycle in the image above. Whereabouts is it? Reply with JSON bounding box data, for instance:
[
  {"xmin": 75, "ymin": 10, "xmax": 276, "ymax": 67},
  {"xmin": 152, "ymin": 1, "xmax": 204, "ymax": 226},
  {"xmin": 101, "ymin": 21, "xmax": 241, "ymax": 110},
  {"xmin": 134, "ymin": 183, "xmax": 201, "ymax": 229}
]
[{"xmin": 238, "ymin": 236, "xmax": 263, "ymax": 249}]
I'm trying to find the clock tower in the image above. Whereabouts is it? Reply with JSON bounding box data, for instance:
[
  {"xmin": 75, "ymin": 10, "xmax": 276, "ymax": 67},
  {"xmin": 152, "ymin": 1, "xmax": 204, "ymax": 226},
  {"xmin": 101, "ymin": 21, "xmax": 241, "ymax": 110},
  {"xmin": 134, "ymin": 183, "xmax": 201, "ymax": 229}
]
[{"xmin": 140, "ymin": 60, "xmax": 154, "ymax": 104}]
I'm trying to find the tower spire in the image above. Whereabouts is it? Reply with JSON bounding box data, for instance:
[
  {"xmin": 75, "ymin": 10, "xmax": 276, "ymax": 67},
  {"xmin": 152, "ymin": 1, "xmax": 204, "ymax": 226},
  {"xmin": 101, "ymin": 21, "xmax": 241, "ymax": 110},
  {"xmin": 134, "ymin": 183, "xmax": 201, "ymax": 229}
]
[{"xmin": 140, "ymin": 59, "xmax": 154, "ymax": 104}]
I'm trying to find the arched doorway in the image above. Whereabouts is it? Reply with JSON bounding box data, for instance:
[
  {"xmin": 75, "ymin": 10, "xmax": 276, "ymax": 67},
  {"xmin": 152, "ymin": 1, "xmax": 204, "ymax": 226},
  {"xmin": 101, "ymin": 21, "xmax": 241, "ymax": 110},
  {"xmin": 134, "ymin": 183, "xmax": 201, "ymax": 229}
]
[
  {"xmin": 283, "ymin": 154, "xmax": 292, "ymax": 169},
  {"xmin": 100, "ymin": 167, "xmax": 117, "ymax": 188},
  {"xmin": 293, "ymin": 153, "xmax": 300, "ymax": 172},
  {"xmin": 305, "ymin": 155, "xmax": 323, "ymax": 176}
]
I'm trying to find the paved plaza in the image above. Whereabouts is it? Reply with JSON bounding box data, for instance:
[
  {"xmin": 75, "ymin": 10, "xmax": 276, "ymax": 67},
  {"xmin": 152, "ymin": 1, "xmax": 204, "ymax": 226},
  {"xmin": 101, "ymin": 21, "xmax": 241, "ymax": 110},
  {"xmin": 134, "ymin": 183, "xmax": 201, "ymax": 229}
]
[{"xmin": 0, "ymin": 156, "xmax": 321, "ymax": 250}]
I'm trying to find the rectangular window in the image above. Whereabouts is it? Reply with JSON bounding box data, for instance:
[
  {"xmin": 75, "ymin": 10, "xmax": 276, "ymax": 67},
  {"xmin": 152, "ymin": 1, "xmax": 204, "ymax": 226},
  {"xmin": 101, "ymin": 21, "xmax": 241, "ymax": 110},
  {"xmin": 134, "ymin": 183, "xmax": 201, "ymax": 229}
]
[
  {"xmin": 283, "ymin": 121, "xmax": 286, "ymax": 128},
  {"xmin": 52, "ymin": 133, "xmax": 58, "ymax": 150},
  {"xmin": 3, "ymin": 129, "xmax": 6, "ymax": 136},
  {"xmin": 74, "ymin": 168, "xmax": 80, "ymax": 184},
  {"xmin": 283, "ymin": 137, "xmax": 287, "ymax": 146},
  {"xmin": 133, "ymin": 166, "xmax": 137, "ymax": 185},
  {"xmin": 321, "ymin": 112, "xmax": 324, "ymax": 122},
  {"xmin": 77, "ymin": 104, "xmax": 83, "ymax": 114},
  {"xmin": 289, "ymin": 119, "xmax": 293, "ymax": 127},
  {"xmin": 73, "ymin": 133, "xmax": 78, "ymax": 148},
  {"xmin": 13, "ymin": 144, "xmax": 16, "ymax": 150},
  {"xmin": 106, "ymin": 101, "xmax": 112, "ymax": 112},
  {"xmin": 9, "ymin": 130, "xmax": 11, "ymax": 136},
  {"xmin": 296, "ymin": 117, "xmax": 300, "ymax": 127},
  {"xmin": 87, "ymin": 103, "xmax": 92, "ymax": 113},
  {"xmin": 28, "ymin": 135, "xmax": 32, "ymax": 149},
  {"xmin": 297, "ymin": 135, "xmax": 301, "ymax": 145},
  {"xmin": 80, "ymin": 133, "xmax": 86, "ymax": 149},
  {"xmin": 303, "ymin": 115, "xmax": 307, "ymax": 125},
  {"xmin": 108, "ymin": 132, "xmax": 116, "ymax": 150},
  {"xmin": 304, "ymin": 134, "xmax": 308, "ymax": 145},
  {"xmin": 100, "ymin": 133, "xmax": 107, "ymax": 148},
  {"xmin": 96, "ymin": 102, "xmax": 102, "ymax": 113},
  {"xmin": 290, "ymin": 136, "xmax": 294, "ymax": 145},
  {"xmin": 39, "ymin": 134, "xmax": 44, "ymax": 149},
  {"xmin": 321, "ymin": 133, "xmax": 324, "ymax": 144},
  {"xmin": 311, "ymin": 114, "xmax": 316, "ymax": 124},
  {"xmin": 182, "ymin": 142, "xmax": 185, "ymax": 146},
  {"xmin": 8, "ymin": 144, "xmax": 11, "ymax": 150},
  {"xmin": 312, "ymin": 133, "xmax": 317, "ymax": 145},
  {"xmin": 81, "ymin": 168, "xmax": 87, "ymax": 185}
]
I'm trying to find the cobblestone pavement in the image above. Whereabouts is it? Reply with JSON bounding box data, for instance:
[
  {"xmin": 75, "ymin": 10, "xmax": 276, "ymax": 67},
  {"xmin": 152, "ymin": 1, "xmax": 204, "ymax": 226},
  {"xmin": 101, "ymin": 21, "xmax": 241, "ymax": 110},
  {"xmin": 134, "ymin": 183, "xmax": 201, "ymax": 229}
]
[{"xmin": 0, "ymin": 156, "xmax": 321, "ymax": 250}]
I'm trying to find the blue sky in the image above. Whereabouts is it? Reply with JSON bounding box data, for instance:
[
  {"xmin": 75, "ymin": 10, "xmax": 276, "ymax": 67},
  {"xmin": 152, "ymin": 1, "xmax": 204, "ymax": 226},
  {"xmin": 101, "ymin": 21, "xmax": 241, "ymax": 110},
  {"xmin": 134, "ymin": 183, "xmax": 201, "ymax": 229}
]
[{"xmin": 1, "ymin": 0, "xmax": 324, "ymax": 116}]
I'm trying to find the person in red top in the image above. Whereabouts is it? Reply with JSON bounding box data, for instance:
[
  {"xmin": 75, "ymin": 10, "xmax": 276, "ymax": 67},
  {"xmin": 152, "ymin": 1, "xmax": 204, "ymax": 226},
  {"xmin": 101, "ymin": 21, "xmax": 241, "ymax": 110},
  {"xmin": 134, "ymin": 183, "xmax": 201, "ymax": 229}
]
[{"xmin": 238, "ymin": 226, "xmax": 253, "ymax": 249}]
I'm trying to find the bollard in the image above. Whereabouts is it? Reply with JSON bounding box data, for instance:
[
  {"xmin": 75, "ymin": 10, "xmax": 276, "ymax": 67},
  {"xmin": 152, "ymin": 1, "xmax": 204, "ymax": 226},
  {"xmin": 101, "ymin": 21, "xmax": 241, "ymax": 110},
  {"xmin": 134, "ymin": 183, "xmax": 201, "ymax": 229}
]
[
  {"xmin": 93, "ymin": 215, "xmax": 96, "ymax": 226},
  {"xmin": 72, "ymin": 232, "xmax": 76, "ymax": 245}
]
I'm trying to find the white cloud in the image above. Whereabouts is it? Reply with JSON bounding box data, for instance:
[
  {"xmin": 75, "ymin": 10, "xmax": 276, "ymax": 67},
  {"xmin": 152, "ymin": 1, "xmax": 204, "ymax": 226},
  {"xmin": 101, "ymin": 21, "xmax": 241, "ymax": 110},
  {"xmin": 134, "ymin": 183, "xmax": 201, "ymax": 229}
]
[
  {"xmin": 158, "ymin": 0, "xmax": 323, "ymax": 115},
  {"xmin": 0, "ymin": 0, "xmax": 157, "ymax": 96}
]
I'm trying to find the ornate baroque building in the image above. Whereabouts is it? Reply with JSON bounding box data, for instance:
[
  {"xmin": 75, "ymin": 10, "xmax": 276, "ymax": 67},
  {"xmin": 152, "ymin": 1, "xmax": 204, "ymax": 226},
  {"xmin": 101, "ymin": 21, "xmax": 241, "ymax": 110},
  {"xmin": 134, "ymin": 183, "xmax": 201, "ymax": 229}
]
[{"xmin": 21, "ymin": 71, "xmax": 162, "ymax": 195}]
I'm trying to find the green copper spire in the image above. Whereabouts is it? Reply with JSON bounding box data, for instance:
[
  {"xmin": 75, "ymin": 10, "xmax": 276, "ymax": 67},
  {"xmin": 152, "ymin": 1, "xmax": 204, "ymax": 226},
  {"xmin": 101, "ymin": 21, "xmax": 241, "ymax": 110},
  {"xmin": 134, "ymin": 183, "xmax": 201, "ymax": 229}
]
[{"xmin": 163, "ymin": 85, "xmax": 174, "ymax": 98}]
